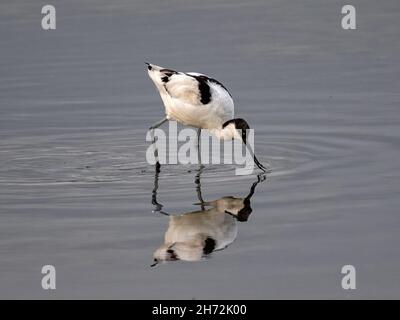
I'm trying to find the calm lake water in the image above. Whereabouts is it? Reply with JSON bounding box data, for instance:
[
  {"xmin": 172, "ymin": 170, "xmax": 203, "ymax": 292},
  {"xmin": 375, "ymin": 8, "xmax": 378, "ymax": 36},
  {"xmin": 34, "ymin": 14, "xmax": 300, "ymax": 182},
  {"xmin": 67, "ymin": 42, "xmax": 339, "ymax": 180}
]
[{"xmin": 0, "ymin": 0, "xmax": 399, "ymax": 299}]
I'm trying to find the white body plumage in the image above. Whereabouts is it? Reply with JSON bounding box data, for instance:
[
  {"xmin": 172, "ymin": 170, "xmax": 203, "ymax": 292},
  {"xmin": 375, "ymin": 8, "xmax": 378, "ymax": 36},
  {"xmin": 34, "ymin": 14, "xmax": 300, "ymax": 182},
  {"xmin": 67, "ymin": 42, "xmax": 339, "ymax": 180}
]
[
  {"xmin": 147, "ymin": 63, "xmax": 240, "ymax": 140},
  {"xmin": 146, "ymin": 63, "xmax": 269, "ymax": 172}
]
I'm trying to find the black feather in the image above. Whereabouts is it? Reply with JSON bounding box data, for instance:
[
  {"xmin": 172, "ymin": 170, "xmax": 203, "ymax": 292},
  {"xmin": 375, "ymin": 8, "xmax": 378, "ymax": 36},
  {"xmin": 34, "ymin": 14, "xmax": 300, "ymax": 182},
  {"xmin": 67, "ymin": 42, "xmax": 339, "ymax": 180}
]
[
  {"xmin": 192, "ymin": 75, "xmax": 212, "ymax": 104},
  {"xmin": 187, "ymin": 74, "xmax": 232, "ymax": 105},
  {"xmin": 203, "ymin": 237, "xmax": 216, "ymax": 255}
]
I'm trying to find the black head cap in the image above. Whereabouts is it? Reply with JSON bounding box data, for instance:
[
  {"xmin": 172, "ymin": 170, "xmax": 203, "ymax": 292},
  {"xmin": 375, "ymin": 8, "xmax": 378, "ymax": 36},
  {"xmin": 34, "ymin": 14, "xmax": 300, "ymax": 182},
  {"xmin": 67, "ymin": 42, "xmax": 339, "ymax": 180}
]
[
  {"xmin": 222, "ymin": 118, "xmax": 250, "ymax": 143},
  {"xmin": 222, "ymin": 118, "xmax": 250, "ymax": 130}
]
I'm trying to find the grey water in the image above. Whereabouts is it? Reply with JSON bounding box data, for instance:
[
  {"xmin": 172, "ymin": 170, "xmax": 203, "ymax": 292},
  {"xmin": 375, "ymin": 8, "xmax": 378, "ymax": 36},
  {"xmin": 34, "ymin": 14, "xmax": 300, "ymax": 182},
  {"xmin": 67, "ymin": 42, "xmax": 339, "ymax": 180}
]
[{"xmin": 0, "ymin": 0, "xmax": 400, "ymax": 299}]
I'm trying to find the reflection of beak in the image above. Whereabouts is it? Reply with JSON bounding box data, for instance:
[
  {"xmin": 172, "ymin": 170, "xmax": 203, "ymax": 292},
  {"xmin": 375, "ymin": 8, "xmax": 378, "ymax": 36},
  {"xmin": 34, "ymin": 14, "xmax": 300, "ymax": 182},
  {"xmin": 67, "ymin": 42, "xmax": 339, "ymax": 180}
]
[
  {"xmin": 225, "ymin": 208, "xmax": 252, "ymax": 222},
  {"xmin": 254, "ymin": 154, "xmax": 269, "ymax": 172},
  {"xmin": 224, "ymin": 210, "xmax": 235, "ymax": 217}
]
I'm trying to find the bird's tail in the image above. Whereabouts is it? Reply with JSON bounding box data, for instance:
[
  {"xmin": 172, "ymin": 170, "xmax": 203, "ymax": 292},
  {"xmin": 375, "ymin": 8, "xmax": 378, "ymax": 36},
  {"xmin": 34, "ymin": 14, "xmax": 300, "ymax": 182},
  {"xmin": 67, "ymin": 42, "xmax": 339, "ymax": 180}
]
[
  {"xmin": 145, "ymin": 62, "xmax": 164, "ymax": 72},
  {"xmin": 145, "ymin": 62, "xmax": 165, "ymax": 87},
  {"xmin": 145, "ymin": 62, "xmax": 178, "ymax": 87}
]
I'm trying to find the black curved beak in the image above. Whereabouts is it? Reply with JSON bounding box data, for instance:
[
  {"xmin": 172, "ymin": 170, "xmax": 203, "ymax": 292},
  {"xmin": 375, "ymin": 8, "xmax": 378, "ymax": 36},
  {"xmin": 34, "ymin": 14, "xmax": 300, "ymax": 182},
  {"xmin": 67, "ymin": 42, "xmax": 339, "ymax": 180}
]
[
  {"xmin": 241, "ymin": 130, "xmax": 270, "ymax": 173},
  {"xmin": 254, "ymin": 154, "xmax": 269, "ymax": 172}
]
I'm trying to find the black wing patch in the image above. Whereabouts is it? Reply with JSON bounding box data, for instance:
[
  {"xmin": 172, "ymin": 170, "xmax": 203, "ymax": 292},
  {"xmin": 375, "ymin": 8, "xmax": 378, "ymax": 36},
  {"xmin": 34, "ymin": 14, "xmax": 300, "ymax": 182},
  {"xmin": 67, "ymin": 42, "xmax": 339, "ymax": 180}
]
[
  {"xmin": 193, "ymin": 75, "xmax": 212, "ymax": 104},
  {"xmin": 188, "ymin": 74, "xmax": 232, "ymax": 105},
  {"xmin": 160, "ymin": 69, "xmax": 178, "ymax": 83}
]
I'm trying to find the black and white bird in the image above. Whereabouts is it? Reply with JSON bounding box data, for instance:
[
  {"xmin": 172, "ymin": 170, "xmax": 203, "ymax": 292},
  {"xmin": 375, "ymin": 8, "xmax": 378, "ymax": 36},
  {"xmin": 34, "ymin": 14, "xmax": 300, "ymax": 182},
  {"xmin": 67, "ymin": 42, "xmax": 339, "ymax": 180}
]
[{"xmin": 146, "ymin": 63, "xmax": 268, "ymax": 172}]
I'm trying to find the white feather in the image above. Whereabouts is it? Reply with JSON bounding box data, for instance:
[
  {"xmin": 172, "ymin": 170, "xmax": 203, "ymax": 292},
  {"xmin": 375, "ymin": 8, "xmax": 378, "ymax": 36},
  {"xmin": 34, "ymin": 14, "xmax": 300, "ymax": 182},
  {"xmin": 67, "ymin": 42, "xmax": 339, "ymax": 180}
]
[{"xmin": 147, "ymin": 63, "xmax": 234, "ymax": 131}]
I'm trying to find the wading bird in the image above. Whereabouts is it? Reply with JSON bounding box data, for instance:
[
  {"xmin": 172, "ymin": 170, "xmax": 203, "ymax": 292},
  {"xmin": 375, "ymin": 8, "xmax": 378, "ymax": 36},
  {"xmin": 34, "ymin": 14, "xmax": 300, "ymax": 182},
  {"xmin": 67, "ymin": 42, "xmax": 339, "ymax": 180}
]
[{"xmin": 146, "ymin": 63, "xmax": 269, "ymax": 172}]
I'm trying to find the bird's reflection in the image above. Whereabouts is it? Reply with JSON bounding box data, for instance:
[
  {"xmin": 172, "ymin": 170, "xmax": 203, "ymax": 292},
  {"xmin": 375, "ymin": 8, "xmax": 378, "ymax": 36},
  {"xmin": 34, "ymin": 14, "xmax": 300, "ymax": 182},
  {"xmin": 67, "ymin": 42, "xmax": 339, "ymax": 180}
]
[{"xmin": 151, "ymin": 165, "xmax": 266, "ymax": 266}]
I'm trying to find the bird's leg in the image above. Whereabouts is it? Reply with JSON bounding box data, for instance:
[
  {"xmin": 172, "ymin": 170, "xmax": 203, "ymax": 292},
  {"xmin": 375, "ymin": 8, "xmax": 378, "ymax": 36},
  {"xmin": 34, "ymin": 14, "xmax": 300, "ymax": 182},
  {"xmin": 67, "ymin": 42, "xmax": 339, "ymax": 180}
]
[
  {"xmin": 149, "ymin": 117, "xmax": 168, "ymax": 131},
  {"xmin": 151, "ymin": 162, "xmax": 169, "ymax": 215},
  {"xmin": 196, "ymin": 128, "xmax": 205, "ymax": 169},
  {"xmin": 197, "ymin": 128, "xmax": 201, "ymax": 165},
  {"xmin": 194, "ymin": 165, "xmax": 205, "ymax": 211},
  {"xmin": 195, "ymin": 128, "xmax": 205, "ymax": 208},
  {"xmin": 149, "ymin": 129, "xmax": 159, "ymax": 164},
  {"xmin": 149, "ymin": 117, "xmax": 168, "ymax": 165}
]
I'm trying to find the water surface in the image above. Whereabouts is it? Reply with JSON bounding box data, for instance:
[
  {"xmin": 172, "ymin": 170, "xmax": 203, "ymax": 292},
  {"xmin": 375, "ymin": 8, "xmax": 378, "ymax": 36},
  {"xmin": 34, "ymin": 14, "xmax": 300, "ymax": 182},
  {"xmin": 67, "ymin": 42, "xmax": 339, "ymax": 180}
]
[{"xmin": 0, "ymin": 0, "xmax": 400, "ymax": 298}]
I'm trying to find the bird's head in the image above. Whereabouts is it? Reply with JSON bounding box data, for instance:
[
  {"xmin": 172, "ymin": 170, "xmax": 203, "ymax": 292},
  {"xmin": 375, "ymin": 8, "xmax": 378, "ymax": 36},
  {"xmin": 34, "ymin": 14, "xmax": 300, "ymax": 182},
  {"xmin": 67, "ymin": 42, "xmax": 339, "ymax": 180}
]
[{"xmin": 222, "ymin": 118, "xmax": 269, "ymax": 172}]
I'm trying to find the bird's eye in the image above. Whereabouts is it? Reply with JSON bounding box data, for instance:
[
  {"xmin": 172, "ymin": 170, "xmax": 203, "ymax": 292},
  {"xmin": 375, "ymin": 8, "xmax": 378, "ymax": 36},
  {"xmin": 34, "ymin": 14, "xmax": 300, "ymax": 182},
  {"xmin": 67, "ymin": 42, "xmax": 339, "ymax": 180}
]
[{"xmin": 167, "ymin": 249, "xmax": 174, "ymax": 254}]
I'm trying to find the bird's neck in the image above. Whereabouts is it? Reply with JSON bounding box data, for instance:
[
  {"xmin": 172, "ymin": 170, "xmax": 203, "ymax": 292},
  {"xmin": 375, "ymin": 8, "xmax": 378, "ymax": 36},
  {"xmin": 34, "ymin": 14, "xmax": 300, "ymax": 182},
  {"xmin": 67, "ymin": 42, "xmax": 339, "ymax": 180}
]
[{"xmin": 209, "ymin": 123, "xmax": 241, "ymax": 141}]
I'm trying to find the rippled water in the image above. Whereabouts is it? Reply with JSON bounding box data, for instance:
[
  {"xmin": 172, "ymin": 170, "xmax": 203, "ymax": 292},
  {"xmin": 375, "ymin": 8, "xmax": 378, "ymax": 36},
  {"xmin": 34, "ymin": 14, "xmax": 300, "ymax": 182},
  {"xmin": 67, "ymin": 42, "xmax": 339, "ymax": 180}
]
[{"xmin": 1, "ymin": 0, "xmax": 400, "ymax": 298}]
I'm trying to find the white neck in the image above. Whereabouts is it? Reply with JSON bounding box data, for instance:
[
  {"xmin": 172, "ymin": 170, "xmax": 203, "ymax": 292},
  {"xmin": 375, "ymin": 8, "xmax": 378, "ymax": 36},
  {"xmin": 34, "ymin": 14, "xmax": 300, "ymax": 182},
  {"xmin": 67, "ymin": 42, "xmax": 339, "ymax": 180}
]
[{"xmin": 209, "ymin": 123, "xmax": 241, "ymax": 141}]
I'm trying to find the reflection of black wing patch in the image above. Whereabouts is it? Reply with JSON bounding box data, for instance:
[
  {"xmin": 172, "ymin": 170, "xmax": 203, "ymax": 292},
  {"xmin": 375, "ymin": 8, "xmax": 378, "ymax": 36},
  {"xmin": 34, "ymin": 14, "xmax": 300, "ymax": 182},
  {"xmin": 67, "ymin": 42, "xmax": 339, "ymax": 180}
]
[{"xmin": 203, "ymin": 237, "xmax": 216, "ymax": 255}]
